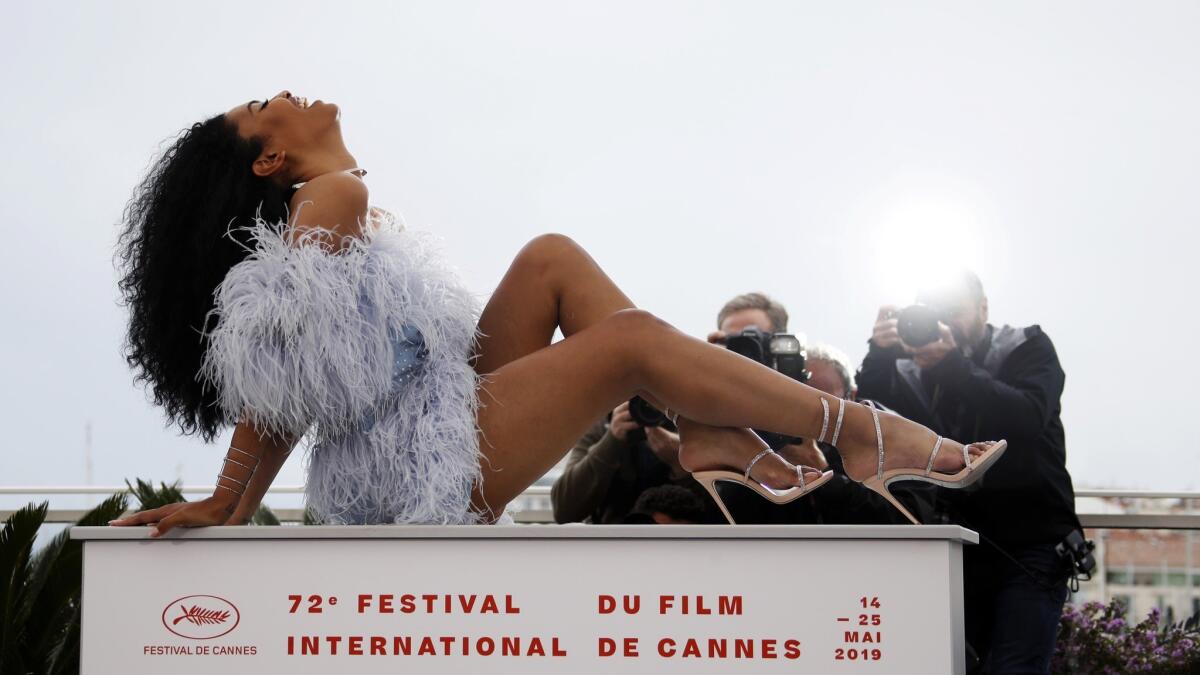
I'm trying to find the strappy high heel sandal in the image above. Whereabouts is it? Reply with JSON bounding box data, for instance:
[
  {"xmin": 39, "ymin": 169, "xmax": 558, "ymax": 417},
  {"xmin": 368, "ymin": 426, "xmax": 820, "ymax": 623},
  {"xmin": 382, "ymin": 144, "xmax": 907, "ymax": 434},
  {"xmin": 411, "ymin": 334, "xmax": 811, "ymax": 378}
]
[
  {"xmin": 693, "ymin": 451, "xmax": 834, "ymax": 525},
  {"xmin": 855, "ymin": 400, "xmax": 1007, "ymax": 524},
  {"xmin": 691, "ymin": 398, "xmax": 845, "ymax": 524}
]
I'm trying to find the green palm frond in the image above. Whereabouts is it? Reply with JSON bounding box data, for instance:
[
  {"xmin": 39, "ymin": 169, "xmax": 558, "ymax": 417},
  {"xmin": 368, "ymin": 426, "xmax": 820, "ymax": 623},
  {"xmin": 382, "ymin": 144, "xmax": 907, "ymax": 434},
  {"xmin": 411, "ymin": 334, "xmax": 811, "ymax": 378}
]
[
  {"xmin": 23, "ymin": 495, "xmax": 127, "ymax": 616},
  {"xmin": 44, "ymin": 601, "xmax": 80, "ymax": 675},
  {"xmin": 75, "ymin": 494, "xmax": 130, "ymax": 528},
  {"xmin": 0, "ymin": 501, "xmax": 49, "ymax": 674},
  {"xmin": 251, "ymin": 504, "xmax": 281, "ymax": 526},
  {"xmin": 125, "ymin": 478, "xmax": 185, "ymax": 510},
  {"xmin": 3, "ymin": 480, "xmax": 311, "ymax": 673},
  {"xmin": 26, "ymin": 494, "xmax": 126, "ymax": 672},
  {"xmin": 1173, "ymin": 609, "xmax": 1200, "ymax": 635}
]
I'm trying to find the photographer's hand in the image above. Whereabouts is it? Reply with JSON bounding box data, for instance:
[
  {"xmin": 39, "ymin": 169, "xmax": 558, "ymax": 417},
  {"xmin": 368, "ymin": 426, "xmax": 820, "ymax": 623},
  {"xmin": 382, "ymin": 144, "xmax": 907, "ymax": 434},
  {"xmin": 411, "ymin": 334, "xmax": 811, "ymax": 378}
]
[
  {"xmin": 644, "ymin": 426, "xmax": 685, "ymax": 477},
  {"xmin": 706, "ymin": 330, "xmax": 728, "ymax": 345},
  {"xmin": 871, "ymin": 305, "xmax": 902, "ymax": 349},
  {"xmin": 909, "ymin": 323, "xmax": 958, "ymax": 370},
  {"xmin": 609, "ymin": 401, "xmax": 640, "ymax": 442}
]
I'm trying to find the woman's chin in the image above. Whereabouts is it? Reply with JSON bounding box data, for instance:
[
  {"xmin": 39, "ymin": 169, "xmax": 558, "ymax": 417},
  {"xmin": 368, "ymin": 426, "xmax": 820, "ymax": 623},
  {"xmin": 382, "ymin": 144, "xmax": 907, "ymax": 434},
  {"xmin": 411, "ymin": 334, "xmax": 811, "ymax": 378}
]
[{"xmin": 314, "ymin": 100, "xmax": 341, "ymax": 121}]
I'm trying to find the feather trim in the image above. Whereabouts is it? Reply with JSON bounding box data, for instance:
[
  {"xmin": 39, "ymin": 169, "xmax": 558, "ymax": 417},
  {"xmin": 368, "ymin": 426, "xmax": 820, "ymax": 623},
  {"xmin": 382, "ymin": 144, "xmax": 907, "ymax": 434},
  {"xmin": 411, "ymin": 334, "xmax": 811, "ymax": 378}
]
[{"xmin": 200, "ymin": 212, "xmax": 485, "ymax": 524}]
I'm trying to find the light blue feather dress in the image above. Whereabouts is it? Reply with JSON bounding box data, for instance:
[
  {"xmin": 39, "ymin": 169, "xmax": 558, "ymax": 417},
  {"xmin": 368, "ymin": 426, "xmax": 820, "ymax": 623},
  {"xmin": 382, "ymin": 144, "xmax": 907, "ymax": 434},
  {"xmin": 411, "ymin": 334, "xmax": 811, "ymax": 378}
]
[{"xmin": 199, "ymin": 210, "xmax": 487, "ymax": 525}]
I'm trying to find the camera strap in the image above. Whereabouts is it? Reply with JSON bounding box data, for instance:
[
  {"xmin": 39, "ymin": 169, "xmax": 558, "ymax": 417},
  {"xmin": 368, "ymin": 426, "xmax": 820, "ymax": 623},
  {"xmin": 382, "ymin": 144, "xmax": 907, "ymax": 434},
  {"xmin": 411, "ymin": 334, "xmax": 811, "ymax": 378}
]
[
  {"xmin": 974, "ymin": 531, "xmax": 1073, "ymax": 593},
  {"xmin": 1063, "ymin": 514, "xmax": 1095, "ymax": 594}
]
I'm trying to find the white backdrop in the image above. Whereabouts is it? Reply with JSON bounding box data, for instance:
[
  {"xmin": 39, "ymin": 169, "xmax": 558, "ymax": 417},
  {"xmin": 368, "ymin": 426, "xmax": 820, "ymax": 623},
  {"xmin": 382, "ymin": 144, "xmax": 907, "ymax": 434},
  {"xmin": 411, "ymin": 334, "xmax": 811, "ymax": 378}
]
[{"xmin": 2, "ymin": 1, "xmax": 1197, "ymax": 493}]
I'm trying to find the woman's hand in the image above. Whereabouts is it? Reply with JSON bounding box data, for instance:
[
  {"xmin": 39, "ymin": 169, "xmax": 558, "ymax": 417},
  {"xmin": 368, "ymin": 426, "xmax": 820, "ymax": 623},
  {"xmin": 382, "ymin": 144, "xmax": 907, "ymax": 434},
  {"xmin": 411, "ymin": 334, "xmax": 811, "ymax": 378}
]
[{"xmin": 108, "ymin": 495, "xmax": 236, "ymax": 537}]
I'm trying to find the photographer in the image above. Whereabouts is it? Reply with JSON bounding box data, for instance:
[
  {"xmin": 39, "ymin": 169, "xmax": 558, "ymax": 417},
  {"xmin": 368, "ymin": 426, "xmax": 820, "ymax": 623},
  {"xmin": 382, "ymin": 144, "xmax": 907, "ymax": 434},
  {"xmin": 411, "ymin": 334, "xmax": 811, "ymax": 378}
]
[
  {"xmin": 707, "ymin": 293, "xmax": 824, "ymax": 468},
  {"xmin": 552, "ymin": 292, "xmax": 791, "ymax": 524},
  {"xmin": 857, "ymin": 270, "xmax": 1083, "ymax": 674},
  {"xmin": 623, "ymin": 485, "xmax": 711, "ymax": 525},
  {"xmin": 550, "ymin": 398, "xmax": 718, "ymax": 524},
  {"xmin": 805, "ymin": 344, "xmax": 855, "ymax": 400},
  {"xmin": 708, "ymin": 294, "xmax": 933, "ymax": 524},
  {"xmin": 707, "ymin": 291, "xmax": 790, "ymax": 345},
  {"xmin": 717, "ymin": 339, "xmax": 934, "ymax": 525}
]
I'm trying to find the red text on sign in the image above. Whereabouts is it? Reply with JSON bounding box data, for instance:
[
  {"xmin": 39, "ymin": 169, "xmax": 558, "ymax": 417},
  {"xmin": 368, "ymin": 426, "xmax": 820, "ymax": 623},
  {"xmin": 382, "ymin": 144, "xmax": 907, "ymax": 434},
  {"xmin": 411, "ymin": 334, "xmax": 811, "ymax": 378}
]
[
  {"xmin": 595, "ymin": 594, "xmax": 743, "ymax": 615},
  {"xmin": 354, "ymin": 594, "xmax": 521, "ymax": 614}
]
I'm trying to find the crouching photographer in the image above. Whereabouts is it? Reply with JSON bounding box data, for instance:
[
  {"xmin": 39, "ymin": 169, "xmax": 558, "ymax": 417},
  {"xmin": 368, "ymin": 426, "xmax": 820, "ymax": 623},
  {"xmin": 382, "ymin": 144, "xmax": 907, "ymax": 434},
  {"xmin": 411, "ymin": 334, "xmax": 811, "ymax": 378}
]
[
  {"xmin": 551, "ymin": 395, "xmax": 721, "ymax": 524},
  {"xmin": 857, "ymin": 270, "xmax": 1091, "ymax": 674}
]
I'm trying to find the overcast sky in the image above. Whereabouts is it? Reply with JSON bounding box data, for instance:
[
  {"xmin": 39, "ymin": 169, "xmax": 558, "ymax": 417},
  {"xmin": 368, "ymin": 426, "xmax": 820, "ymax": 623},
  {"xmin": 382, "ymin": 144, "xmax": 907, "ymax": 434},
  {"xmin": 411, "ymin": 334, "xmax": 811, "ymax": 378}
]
[{"xmin": 2, "ymin": 1, "xmax": 1197, "ymax": 507}]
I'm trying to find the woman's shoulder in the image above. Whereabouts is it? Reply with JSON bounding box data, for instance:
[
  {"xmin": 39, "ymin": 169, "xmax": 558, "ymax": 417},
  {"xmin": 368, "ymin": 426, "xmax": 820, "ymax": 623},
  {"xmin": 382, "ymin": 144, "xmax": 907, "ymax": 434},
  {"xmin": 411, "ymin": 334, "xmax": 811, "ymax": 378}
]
[
  {"xmin": 223, "ymin": 199, "xmax": 466, "ymax": 300},
  {"xmin": 287, "ymin": 172, "xmax": 370, "ymax": 248}
]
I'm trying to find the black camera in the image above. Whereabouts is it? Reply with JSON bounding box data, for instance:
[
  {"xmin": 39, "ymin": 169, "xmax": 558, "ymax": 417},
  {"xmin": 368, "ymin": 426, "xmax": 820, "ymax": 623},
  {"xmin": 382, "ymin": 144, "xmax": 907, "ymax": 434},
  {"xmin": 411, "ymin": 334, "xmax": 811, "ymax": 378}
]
[
  {"xmin": 891, "ymin": 304, "xmax": 942, "ymax": 348},
  {"xmin": 724, "ymin": 327, "xmax": 808, "ymax": 383},
  {"xmin": 724, "ymin": 327, "xmax": 807, "ymax": 449},
  {"xmin": 621, "ymin": 396, "xmax": 678, "ymax": 443},
  {"xmin": 620, "ymin": 328, "xmax": 808, "ymax": 448},
  {"xmin": 628, "ymin": 396, "xmax": 675, "ymax": 430},
  {"xmin": 1055, "ymin": 530, "xmax": 1097, "ymax": 579}
]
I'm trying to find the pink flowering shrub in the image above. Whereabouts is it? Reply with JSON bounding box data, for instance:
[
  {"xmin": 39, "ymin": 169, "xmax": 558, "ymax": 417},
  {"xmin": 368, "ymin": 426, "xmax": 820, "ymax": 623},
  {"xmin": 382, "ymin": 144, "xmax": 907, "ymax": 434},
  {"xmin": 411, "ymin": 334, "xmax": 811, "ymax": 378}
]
[{"xmin": 1053, "ymin": 601, "xmax": 1200, "ymax": 674}]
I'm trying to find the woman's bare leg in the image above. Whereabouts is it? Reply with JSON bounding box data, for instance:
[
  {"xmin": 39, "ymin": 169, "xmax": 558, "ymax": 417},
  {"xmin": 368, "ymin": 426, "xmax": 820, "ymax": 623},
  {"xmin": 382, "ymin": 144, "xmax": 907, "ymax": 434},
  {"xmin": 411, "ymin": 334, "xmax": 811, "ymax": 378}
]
[
  {"xmin": 471, "ymin": 309, "xmax": 984, "ymax": 520},
  {"xmin": 469, "ymin": 235, "xmax": 794, "ymax": 498},
  {"xmin": 471, "ymin": 234, "xmax": 635, "ymax": 375}
]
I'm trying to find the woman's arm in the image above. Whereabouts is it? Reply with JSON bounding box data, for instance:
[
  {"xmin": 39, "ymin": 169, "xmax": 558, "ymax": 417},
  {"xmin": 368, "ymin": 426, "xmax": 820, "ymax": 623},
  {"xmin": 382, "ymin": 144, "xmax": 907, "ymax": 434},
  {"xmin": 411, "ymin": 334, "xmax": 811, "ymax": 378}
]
[
  {"xmin": 112, "ymin": 173, "xmax": 365, "ymax": 535},
  {"xmin": 221, "ymin": 418, "xmax": 302, "ymax": 525},
  {"xmin": 110, "ymin": 416, "xmax": 301, "ymax": 536}
]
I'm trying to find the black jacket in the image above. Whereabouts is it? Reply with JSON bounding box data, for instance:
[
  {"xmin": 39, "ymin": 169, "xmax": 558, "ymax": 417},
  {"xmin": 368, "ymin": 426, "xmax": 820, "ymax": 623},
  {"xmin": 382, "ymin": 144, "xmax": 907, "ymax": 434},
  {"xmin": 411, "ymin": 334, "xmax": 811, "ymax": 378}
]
[
  {"xmin": 551, "ymin": 419, "xmax": 724, "ymax": 524},
  {"xmin": 856, "ymin": 324, "xmax": 1078, "ymax": 546}
]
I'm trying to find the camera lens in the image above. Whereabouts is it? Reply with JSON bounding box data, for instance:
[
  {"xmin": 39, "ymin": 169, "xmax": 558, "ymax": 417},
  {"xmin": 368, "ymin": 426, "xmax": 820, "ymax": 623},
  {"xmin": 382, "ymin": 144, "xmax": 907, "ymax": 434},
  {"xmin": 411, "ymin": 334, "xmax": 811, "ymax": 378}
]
[
  {"xmin": 897, "ymin": 305, "xmax": 941, "ymax": 348},
  {"xmin": 725, "ymin": 327, "xmax": 769, "ymax": 365},
  {"xmin": 628, "ymin": 396, "xmax": 668, "ymax": 428}
]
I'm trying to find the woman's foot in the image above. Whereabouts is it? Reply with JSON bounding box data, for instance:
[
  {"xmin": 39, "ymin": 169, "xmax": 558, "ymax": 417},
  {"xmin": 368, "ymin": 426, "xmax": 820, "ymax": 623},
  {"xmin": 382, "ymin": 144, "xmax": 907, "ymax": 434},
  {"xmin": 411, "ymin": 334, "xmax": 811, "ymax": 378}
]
[
  {"xmin": 676, "ymin": 420, "xmax": 823, "ymax": 489},
  {"xmin": 837, "ymin": 401, "xmax": 989, "ymax": 482}
]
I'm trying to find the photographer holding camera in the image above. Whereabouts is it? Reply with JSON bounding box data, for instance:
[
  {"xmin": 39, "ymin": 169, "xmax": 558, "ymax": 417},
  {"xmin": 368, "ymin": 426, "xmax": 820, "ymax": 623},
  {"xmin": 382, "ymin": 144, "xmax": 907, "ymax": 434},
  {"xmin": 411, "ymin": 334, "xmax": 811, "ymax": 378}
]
[
  {"xmin": 857, "ymin": 270, "xmax": 1086, "ymax": 674},
  {"xmin": 550, "ymin": 396, "xmax": 713, "ymax": 524},
  {"xmin": 713, "ymin": 342, "xmax": 935, "ymax": 525},
  {"xmin": 551, "ymin": 292, "xmax": 792, "ymax": 524},
  {"xmin": 707, "ymin": 294, "xmax": 934, "ymax": 524},
  {"xmin": 707, "ymin": 293, "xmax": 820, "ymax": 463}
]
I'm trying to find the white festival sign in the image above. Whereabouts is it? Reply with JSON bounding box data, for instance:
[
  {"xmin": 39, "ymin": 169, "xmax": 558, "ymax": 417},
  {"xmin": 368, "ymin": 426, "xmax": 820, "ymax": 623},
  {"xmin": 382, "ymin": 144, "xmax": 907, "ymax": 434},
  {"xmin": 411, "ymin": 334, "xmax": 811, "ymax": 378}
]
[{"xmin": 74, "ymin": 525, "xmax": 972, "ymax": 674}]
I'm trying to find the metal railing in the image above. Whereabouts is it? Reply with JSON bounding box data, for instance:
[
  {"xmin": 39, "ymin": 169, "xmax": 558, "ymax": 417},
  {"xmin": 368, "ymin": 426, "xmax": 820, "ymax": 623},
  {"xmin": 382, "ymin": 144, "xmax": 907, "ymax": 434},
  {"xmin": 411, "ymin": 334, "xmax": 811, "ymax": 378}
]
[
  {"xmin": 1073, "ymin": 490, "xmax": 1200, "ymax": 530},
  {"xmin": 0, "ymin": 485, "xmax": 555, "ymax": 524},
  {"xmin": 0, "ymin": 485, "xmax": 311, "ymax": 496},
  {"xmin": 1075, "ymin": 490, "xmax": 1200, "ymax": 500},
  {"xmin": 6, "ymin": 487, "xmax": 1190, "ymax": 498}
]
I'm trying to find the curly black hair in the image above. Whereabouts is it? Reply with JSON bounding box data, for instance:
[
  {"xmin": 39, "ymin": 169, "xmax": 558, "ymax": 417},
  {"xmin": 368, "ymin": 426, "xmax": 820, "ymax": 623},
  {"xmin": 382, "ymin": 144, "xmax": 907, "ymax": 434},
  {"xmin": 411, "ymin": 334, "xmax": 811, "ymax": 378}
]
[
  {"xmin": 627, "ymin": 485, "xmax": 710, "ymax": 524},
  {"xmin": 116, "ymin": 115, "xmax": 291, "ymax": 442}
]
